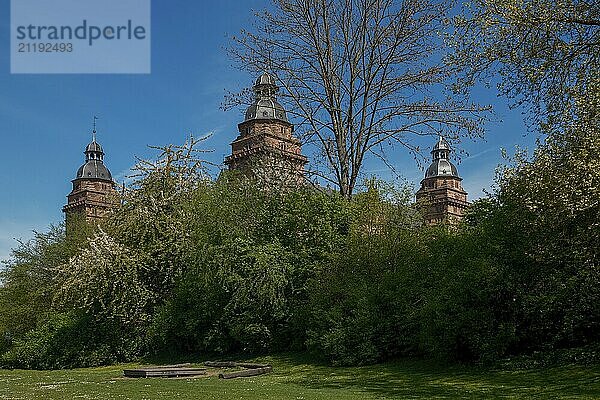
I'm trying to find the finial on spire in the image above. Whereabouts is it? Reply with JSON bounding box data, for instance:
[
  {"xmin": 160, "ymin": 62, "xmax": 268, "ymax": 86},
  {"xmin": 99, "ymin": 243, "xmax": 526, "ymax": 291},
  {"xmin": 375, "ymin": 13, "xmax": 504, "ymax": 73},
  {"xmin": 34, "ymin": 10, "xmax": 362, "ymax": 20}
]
[{"xmin": 92, "ymin": 116, "xmax": 98, "ymax": 142}]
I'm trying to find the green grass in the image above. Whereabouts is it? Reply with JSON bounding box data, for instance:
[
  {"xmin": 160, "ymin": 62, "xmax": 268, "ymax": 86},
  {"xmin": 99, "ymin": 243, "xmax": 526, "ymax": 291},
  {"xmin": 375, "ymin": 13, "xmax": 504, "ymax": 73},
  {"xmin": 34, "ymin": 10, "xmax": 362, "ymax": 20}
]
[{"xmin": 1, "ymin": 354, "xmax": 598, "ymax": 399}]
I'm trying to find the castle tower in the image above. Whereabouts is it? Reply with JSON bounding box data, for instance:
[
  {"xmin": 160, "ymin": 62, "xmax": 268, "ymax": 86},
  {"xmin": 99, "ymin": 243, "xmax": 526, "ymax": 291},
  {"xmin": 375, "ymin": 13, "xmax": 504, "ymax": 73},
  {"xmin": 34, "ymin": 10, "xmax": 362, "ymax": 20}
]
[
  {"xmin": 225, "ymin": 73, "xmax": 308, "ymax": 185},
  {"xmin": 63, "ymin": 128, "xmax": 119, "ymax": 224},
  {"xmin": 416, "ymin": 137, "xmax": 469, "ymax": 224}
]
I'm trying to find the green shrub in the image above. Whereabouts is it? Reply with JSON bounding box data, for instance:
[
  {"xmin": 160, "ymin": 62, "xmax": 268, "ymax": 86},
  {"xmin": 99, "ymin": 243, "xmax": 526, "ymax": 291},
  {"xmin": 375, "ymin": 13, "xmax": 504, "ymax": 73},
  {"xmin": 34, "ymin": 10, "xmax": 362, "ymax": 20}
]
[{"xmin": 1, "ymin": 311, "xmax": 142, "ymax": 370}]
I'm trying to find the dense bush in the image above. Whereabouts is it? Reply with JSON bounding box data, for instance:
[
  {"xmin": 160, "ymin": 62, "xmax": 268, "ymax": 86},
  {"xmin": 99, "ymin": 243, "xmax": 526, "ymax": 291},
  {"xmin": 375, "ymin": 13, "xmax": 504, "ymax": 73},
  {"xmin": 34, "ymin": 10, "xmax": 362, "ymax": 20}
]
[
  {"xmin": 1, "ymin": 311, "xmax": 143, "ymax": 370},
  {"xmin": 148, "ymin": 177, "xmax": 351, "ymax": 355},
  {"xmin": 0, "ymin": 124, "xmax": 597, "ymax": 368},
  {"xmin": 305, "ymin": 122, "xmax": 600, "ymax": 365},
  {"xmin": 305, "ymin": 222, "xmax": 516, "ymax": 365}
]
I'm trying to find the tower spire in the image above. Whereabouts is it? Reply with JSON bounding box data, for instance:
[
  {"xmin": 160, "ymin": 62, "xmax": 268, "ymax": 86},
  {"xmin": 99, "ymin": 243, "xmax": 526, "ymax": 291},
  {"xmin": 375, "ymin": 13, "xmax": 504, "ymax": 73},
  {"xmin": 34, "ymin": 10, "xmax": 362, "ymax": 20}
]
[{"xmin": 92, "ymin": 116, "xmax": 98, "ymax": 142}]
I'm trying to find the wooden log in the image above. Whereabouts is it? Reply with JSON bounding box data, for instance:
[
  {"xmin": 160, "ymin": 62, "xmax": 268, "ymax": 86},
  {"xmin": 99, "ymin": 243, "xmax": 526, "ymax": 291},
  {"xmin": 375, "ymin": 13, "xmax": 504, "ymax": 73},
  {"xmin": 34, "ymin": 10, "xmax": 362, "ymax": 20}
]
[
  {"xmin": 204, "ymin": 361, "xmax": 270, "ymax": 369},
  {"xmin": 218, "ymin": 366, "xmax": 273, "ymax": 379},
  {"xmin": 152, "ymin": 363, "xmax": 192, "ymax": 368},
  {"xmin": 204, "ymin": 361, "xmax": 237, "ymax": 368},
  {"xmin": 236, "ymin": 362, "xmax": 270, "ymax": 369},
  {"xmin": 123, "ymin": 367, "xmax": 206, "ymax": 378}
]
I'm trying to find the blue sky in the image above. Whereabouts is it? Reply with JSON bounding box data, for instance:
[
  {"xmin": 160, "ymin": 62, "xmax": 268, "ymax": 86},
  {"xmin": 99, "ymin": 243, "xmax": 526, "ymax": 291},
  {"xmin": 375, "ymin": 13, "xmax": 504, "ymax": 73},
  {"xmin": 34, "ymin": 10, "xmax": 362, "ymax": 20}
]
[{"xmin": 0, "ymin": 0, "xmax": 538, "ymax": 262}]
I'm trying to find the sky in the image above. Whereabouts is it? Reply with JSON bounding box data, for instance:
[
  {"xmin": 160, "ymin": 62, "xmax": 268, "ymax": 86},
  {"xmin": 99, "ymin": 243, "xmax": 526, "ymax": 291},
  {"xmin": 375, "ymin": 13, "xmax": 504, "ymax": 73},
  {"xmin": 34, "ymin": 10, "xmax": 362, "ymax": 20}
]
[{"xmin": 0, "ymin": 0, "xmax": 538, "ymax": 263}]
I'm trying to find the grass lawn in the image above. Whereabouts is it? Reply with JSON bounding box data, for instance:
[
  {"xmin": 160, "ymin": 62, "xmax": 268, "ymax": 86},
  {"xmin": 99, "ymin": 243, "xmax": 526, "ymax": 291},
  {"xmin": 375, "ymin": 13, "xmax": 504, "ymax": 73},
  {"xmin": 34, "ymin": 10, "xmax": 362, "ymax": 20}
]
[{"xmin": 0, "ymin": 354, "xmax": 598, "ymax": 399}]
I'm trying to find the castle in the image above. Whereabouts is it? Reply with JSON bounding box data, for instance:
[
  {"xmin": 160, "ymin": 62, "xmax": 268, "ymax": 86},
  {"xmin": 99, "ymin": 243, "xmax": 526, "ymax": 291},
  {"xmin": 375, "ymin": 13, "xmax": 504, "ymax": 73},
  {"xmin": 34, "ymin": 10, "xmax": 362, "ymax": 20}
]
[
  {"xmin": 415, "ymin": 137, "xmax": 469, "ymax": 224},
  {"xmin": 63, "ymin": 74, "xmax": 468, "ymax": 224},
  {"xmin": 62, "ymin": 128, "xmax": 119, "ymax": 224},
  {"xmin": 224, "ymin": 73, "xmax": 308, "ymax": 186}
]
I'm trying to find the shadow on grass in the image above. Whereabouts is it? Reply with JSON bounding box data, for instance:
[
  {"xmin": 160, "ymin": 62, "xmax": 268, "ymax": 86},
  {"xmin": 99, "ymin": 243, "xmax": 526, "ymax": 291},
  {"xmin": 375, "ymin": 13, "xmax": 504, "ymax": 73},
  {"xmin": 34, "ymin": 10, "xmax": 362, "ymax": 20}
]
[
  {"xmin": 266, "ymin": 353, "xmax": 600, "ymax": 399},
  {"xmin": 135, "ymin": 351, "xmax": 600, "ymax": 399}
]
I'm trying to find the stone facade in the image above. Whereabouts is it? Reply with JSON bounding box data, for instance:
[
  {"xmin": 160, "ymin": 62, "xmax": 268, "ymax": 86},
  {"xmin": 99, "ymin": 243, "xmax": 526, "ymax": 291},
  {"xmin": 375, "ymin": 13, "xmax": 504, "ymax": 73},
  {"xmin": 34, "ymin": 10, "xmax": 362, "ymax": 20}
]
[
  {"xmin": 225, "ymin": 73, "xmax": 308, "ymax": 186},
  {"xmin": 416, "ymin": 137, "xmax": 469, "ymax": 224},
  {"xmin": 63, "ymin": 135, "xmax": 118, "ymax": 224}
]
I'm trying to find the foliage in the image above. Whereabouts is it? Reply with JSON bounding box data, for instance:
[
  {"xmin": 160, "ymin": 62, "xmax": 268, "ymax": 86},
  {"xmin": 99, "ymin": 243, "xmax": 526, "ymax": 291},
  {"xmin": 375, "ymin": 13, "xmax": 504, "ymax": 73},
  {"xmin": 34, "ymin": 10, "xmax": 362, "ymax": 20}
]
[
  {"xmin": 488, "ymin": 78, "xmax": 600, "ymax": 353},
  {"xmin": 149, "ymin": 176, "xmax": 352, "ymax": 356},
  {"xmin": 1, "ymin": 311, "xmax": 142, "ymax": 370},
  {"xmin": 0, "ymin": 219, "xmax": 90, "ymax": 355},
  {"xmin": 451, "ymin": 0, "xmax": 599, "ymax": 133},
  {"xmin": 307, "ymin": 119, "xmax": 600, "ymax": 365},
  {"xmin": 104, "ymin": 136, "xmax": 213, "ymax": 300},
  {"xmin": 2, "ymin": 107, "xmax": 598, "ymax": 369},
  {"xmin": 439, "ymin": 0, "xmax": 600, "ymax": 362},
  {"xmin": 0, "ymin": 138, "xmax": 211, "ymax": 369},
  {"xmin": 54, "ymin": 229, "xmax": 154, "ymax": 326},
  {"xmin": 306, "ymin": 221, "xmax": 517, "ymax": 365},
  {"xmin": 306, "ymin": 181, "xmax": 425, "ymax": 364}
]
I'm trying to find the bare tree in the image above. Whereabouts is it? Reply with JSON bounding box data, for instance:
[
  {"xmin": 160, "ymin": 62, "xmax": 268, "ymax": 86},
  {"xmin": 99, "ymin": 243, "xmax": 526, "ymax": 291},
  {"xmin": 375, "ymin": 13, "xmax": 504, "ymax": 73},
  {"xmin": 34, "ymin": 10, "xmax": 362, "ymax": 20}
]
[{"xmin": 227, "ymin": 0, "xmax": 488, "ymax": 198}]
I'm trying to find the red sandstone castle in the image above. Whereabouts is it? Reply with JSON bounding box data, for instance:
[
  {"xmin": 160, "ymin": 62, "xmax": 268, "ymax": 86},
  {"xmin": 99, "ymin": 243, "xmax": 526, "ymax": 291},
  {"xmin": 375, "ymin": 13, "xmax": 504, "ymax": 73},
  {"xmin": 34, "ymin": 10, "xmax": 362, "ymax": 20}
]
[
  {"xmin": 415, "ymin": 137, "xmax": 469, "ymax": 224},
  {"xmin": 224, "ymin": 73, "xmax": 308, "ymax": 186},
  {"xmin": 62, "ymin": 130, "xmax": 119, "ymax": 223},
  {"xmin": 63, "ymin": 74, "xmax": 468, "ymax": 224}
]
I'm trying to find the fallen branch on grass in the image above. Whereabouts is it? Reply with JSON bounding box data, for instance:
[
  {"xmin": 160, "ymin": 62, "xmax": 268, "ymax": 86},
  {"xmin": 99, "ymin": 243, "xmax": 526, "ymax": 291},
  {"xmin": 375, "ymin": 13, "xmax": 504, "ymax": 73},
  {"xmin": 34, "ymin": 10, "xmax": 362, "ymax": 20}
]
[
  {"xmin": 218, "ymin": 366, "xmax": 273, "ymax": 379},
  {"xmin": 204, "ymin": 361, "xmax": 273, "ymax": 379}
]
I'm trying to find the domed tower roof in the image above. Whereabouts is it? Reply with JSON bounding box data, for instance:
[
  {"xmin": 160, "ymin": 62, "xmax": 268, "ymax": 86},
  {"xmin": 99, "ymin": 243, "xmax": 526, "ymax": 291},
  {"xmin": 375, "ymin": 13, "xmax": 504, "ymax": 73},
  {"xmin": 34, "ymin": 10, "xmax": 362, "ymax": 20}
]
[
  {"xmin": 424, "ymin": 136, "xmax": 461, "ymax": 179},
  {"xmin": 432, "ymin": 136, "xmax": 451, "ymax": 152},
  {"xmin": 85, "ymin": 141, "xmax": 104, "ymax": 153},
  {"xmin": 244, "ymin": 72, "xmax": 289, "ymax": 123},
  {"xmin": 74, "ymin": 131, "xmax": 113, "ymax": 182},
  {"xmin": 255, "ymin": 72, "xmax": 276, "ymax": 86}
]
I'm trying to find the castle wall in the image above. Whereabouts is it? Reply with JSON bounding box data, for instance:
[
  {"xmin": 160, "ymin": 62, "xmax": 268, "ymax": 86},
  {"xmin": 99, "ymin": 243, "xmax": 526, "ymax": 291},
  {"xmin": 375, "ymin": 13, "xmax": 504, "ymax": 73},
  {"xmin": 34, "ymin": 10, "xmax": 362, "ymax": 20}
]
[{"xmin": 63, "ymin": 179, "xmax": 119, "ymax": 223}]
